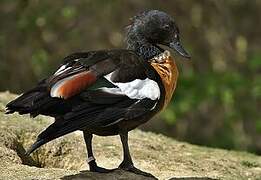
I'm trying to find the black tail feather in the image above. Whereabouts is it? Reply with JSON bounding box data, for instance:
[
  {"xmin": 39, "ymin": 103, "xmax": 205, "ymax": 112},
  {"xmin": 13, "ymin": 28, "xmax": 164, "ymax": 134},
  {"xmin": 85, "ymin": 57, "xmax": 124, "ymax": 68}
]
[
  {"xmin": 25, "ymin": 106, "xmax": 107, "ymax": 154},
  {"xmin": 5, "ymin": 86, "xmax": 71, "ymax": 118},
  {"xmin": 6, "ymin": 91, "xmax": 46, "ymax": 115},
  {"xmin": 6, "ymin": 79, "xmax": 48, "ymax": 115},
  {"xmin": 25, "ymin": 121, "xmax": 82, "ymax": 155},
  {"xmin": 23, "ymin": 91, "xmax": 136, "ymax": 155},
  {"xmin": 25, "ymin": 120, "xmax": 70, "ymax": 155},
  {"xmin": 25, "ymin": 139, "xmax": 46, "ymax": 155}
]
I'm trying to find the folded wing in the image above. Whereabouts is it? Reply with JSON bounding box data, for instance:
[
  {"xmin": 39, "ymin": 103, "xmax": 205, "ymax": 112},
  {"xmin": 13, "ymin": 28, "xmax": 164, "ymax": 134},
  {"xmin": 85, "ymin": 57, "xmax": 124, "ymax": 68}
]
[{"xmin": 6, "ymin": 49, "xmax": 162, "ymax": 154}]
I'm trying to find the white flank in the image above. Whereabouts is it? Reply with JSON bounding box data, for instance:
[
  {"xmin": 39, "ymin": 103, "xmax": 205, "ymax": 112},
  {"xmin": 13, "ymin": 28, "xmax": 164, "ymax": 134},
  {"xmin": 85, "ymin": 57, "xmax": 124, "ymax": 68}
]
[
  {"xmin": 98, "ymin": 87, "xmax": 124, "ymax": 95},
  {"xmin": 104, "ymin": 72, "xmax": 160, "ymax": 100}
]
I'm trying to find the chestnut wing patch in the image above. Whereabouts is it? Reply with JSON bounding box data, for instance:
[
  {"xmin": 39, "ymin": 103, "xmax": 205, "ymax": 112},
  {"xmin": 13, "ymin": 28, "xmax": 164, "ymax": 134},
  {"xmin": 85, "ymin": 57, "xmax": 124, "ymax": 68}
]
[
  {"xmin": 48, "ymin": 49, "xmax": 160, "ymax": 100},
  {"xmin": 50, "ymin": 71, "xmax": 97, "ymax": 99}
]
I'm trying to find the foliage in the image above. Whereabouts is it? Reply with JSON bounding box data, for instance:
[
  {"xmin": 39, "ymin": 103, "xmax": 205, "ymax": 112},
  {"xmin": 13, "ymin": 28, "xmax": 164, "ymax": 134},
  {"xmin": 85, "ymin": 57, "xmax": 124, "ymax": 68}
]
[{"xmin": 0, "ymin": 0, "xmax": 260, "ymax": 154}]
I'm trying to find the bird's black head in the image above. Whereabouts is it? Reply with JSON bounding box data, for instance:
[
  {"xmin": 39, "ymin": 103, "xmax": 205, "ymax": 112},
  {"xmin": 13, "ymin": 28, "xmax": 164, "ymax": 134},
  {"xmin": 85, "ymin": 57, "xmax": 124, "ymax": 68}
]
[{"xmin": 126, "ymin": 10, "xmax": 190, "ymax": 59}]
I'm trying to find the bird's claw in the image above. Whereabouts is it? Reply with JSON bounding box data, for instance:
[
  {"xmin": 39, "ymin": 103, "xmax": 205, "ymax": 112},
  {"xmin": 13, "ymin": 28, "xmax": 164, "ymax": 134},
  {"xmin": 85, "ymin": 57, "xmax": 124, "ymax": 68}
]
[
  {"xmin": 118, "ymin": 163, "xmax": 156, "ymax": 178},
  {"xmin": 89, "ymin": 160, "xmax": 113, "ymax": 173}
]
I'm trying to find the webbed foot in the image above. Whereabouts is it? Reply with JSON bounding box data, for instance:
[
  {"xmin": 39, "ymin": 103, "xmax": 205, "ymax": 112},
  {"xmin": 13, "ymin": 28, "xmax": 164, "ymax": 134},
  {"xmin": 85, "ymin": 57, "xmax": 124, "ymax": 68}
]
[
  {"xmin": 89, "ymin": 160, "xmax": 113, "ymax": 173},
  {"xmin": 119, "ymin": 162, "xmax": 156, "ymax": 178}
]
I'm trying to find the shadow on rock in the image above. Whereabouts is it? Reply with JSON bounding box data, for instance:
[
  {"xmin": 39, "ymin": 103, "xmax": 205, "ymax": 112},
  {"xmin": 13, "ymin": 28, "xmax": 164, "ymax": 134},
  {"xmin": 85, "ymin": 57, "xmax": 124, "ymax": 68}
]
[
  {"xmin": 170, "ymin": 177, "xmax": 218, "ymax": 180},
  {"xmin": 62, "ymin": 170, "xmax": 158, "ymax": 180}
]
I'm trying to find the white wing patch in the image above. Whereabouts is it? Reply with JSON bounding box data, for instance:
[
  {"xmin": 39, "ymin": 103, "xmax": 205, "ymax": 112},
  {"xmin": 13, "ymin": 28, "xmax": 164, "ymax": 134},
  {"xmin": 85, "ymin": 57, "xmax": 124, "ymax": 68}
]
[
  {"xmin": 54, "ymin": 64, "xmax": 71, "ymax": 75},
  {"xmin": 103, "ymin": 72, "xmax": 160, "ymax": 100},
  {"xmin": 54, "ymin": 59, "xmax": 80, "ymax": 76}
]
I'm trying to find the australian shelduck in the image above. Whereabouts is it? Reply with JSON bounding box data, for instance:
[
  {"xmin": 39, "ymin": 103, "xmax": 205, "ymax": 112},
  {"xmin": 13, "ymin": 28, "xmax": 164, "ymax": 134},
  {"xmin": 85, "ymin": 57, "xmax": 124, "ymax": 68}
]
[{"xmin": 6, "ymin": 10, "xmax": 190, "ymax": 177}]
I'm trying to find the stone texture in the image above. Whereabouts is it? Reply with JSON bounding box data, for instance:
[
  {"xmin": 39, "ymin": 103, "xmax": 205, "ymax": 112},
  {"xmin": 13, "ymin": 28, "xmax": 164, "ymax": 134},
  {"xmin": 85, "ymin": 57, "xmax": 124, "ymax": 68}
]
[{"xmin": 0, "ymin": 91, "xmax": 261, "ymax": 180}]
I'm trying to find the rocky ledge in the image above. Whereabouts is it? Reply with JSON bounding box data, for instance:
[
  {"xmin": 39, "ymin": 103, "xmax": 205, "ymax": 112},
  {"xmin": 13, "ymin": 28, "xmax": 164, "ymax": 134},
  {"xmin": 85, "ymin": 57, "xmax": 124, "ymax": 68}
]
[{"xmin": 0, "ymin": 92, "xmax": 260, "ymax": 180}]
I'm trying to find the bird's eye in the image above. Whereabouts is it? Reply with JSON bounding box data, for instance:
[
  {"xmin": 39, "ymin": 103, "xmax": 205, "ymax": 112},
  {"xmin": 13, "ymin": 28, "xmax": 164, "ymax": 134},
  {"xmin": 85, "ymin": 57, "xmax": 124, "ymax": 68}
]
[{"xmin": 163, "ymin": 24, "xmax": 170, "ymax": 30}]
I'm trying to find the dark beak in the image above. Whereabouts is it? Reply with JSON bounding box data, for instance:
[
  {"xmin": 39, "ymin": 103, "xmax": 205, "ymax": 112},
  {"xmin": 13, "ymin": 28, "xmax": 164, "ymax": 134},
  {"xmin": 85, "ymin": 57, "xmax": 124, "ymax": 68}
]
[{"xmin": 169, "ymin": 40, "xmax": 191, "ymax": 59}]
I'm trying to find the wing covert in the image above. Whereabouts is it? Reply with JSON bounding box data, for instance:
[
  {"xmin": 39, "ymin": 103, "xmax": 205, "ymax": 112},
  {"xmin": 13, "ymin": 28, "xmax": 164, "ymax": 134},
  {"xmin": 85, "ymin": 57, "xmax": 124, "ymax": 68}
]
[{"xmin": 46, "ymin": 49, "xmax": 159, "ymax": 100}]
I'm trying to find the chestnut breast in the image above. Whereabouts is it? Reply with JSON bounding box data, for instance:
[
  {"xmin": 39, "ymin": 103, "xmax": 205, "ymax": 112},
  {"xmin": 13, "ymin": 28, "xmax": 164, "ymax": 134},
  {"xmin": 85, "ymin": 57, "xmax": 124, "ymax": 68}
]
[{"xmin": 150, "ymin": 51, "xmax": 179, "ymax": 108}]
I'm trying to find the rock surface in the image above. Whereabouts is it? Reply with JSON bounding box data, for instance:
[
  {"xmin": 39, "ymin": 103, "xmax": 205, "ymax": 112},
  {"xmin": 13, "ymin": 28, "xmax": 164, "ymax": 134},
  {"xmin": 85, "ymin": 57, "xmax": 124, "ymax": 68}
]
[{"xmin": 0, "ymin": 91, "xmax": 261, "ymax": 180}]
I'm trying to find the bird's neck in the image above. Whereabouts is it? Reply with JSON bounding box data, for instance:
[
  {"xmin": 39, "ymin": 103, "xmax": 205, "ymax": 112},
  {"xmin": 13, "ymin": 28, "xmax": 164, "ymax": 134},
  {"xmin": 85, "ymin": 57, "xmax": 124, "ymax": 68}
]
[{"xmin": 126, "ymin": 33, "xmax": 163, "ymax": 60}]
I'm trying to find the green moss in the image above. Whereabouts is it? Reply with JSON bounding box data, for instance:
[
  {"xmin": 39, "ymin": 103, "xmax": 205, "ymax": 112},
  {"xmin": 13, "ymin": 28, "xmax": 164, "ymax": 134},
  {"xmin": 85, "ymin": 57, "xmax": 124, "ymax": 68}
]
[{"xmin": 241, "ymin": 160, "xmax": 260, "ymax": 168}]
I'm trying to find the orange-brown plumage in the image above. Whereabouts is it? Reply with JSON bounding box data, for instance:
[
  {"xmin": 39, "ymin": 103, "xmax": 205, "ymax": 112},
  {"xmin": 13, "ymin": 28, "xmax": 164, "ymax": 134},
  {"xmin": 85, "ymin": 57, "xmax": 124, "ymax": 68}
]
[
  {"xmin": 57, "ymin": 71, "xmax": 97, "ymax": 99},
  {"xmin": 150, "ymin": 54, "xmax": 178, "ymax": 108}
]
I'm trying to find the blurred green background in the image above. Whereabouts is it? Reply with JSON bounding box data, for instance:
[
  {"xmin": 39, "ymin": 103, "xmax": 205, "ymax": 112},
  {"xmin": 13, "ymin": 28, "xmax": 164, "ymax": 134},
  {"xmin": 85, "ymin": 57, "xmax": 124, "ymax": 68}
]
[{"xmin": 0, "ymin": 0, "xmax": 260, "ymax": 154}]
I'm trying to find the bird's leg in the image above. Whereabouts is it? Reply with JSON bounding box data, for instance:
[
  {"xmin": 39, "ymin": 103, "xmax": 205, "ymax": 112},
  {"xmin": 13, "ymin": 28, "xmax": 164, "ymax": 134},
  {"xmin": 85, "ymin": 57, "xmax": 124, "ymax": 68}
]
[
  {"xmin": 83, "ymin": 132, "xmax": 112, "ymax": 173},
  {"xmin": 119, "ymin": 132, "xmax": 155, "ymax": 178}
]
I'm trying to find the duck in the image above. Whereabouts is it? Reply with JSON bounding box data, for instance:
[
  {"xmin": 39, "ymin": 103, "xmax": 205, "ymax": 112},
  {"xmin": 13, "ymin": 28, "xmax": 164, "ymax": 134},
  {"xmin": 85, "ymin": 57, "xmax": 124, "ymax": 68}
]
[{"xmin": 6, "ymin": 10, "xmax": 190, "ymax": 177}]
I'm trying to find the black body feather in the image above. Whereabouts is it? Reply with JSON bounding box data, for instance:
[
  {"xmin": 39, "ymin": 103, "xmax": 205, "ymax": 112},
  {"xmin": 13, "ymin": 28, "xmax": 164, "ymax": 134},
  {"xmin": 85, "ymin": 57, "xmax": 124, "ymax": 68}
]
[
  {"xmin": 6, "ymin": 49, "xmax": 164, "ymax": 154},
  {"xmin": 5, "ymin": 10, "xmax": 190, "ymax": 177}
]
